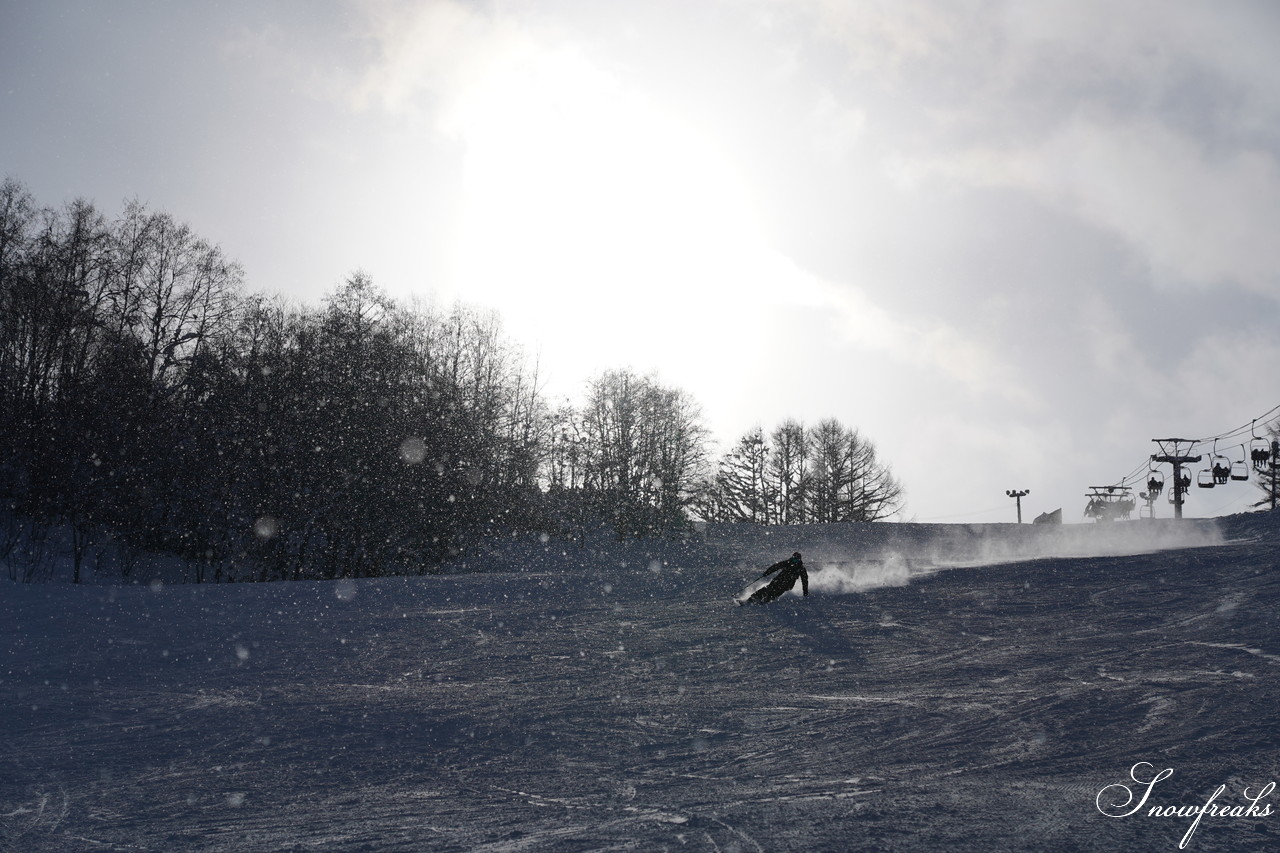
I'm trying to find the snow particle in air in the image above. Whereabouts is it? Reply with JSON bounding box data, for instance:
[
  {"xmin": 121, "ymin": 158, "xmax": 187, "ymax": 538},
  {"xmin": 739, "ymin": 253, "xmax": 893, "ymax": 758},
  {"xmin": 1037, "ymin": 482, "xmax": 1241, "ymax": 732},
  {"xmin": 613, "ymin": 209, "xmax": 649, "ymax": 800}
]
[
  {"xmin": 335, "ymin": 578, "xmax": 357, "ymax": 601},
  {"xmin": 399, "ymin": 436, "xmax": 426, "ymax": 465},
  {"xmin": 235, "ymin": 644, "xmax": 250, "ymax": 661},
  {"xmin": 149, "ymin": 578, "xmax": 164, "ymax": 593},
  {"xmin": 226, "ymin": 792, "xmax": 246, "ymax": 807},
  {"xmin": 253, "ymin": 515, "xmax": 278, "ymax": 540}
]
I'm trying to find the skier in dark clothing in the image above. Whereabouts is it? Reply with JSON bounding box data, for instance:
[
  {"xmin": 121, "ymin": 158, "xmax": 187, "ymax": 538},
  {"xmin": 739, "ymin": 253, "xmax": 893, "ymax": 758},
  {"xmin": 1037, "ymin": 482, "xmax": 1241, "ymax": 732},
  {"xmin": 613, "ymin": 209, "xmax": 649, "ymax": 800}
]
[{"xmin": 743, "ymin": 552, "xmax": 809, "ymax": 605}]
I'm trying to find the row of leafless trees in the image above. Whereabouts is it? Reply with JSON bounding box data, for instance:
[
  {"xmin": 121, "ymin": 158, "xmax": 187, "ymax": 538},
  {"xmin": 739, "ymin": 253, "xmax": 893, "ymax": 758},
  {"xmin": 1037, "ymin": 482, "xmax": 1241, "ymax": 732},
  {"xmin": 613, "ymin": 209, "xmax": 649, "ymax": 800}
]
[
  {"xmin": 545, "ymin": 370, "xmax": 710, "ymax": 538},
  {"xmin": 0, "ymin": 180, "xmax": 550, "ymax": 579},
  {"xmin": 695, "ymin": 419, "xmax": 904, "ymax": 523},
  {"xmin": 0, "ymin": 179, "xmax": 903, "ymax": 580}
]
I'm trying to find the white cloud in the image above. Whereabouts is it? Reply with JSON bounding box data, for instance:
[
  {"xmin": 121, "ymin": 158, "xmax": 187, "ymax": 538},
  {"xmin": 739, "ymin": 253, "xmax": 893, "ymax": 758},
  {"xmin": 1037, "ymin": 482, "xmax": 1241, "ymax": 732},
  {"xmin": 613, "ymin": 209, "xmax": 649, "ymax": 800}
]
[
  {"xmin": 812, "ymin": 275, "xmax": 1034, "ymax": 405},
  {"xmin": 347, "ymin": 0, "xmax": 583, "ymax": 139},
  {"xmin": 785, "ymin": 0, "xmax": 997, "ymax": 77},
  {"xmin": 890, "ymin": 117, "xmax": 1280, "ymax": 298},
  {"xmin": 1174, "ymin": 329, "xmax": 1280, "ymax": 419},
  {"xmin": 766, "ymin": 0, "xmax": 1280, "ymax": 300},
  {"xmin": 808, "ymin": 89, "xmax": 868, "ymax": 166},
  {"xmin": 336, "ymin": 0, "xmax": 1024, "ymax": 409}
]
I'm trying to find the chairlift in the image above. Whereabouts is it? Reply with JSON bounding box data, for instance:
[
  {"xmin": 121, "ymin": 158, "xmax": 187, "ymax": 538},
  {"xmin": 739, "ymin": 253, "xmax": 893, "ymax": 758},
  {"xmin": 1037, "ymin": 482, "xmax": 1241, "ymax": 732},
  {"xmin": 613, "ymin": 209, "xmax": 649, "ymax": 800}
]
[
  {"xmin": 1208, "ymin": 441, "xmax": 1230, "ymax": 485},
  {"xmin": 1139, "ymin": 481, "xmax": 1159, "ymax": 519},
  {"xmin": 1197, "ymin": 468, "xmax": 1216, "ymax": 489},
  {"xmin": 1230, "ymin": 445, "xmax": 1250, "ymax": 481},
  {"xmin": 1251, "ymin": 442, "xmax": 1271, "ymax": 471},
  {"xmin": 1083, "ymin": 485, "xmax": 1135, "ymax": 521},
  {"xmin": 1250, "ymin": 422, "xmax": 1272, "ymax": 472}
]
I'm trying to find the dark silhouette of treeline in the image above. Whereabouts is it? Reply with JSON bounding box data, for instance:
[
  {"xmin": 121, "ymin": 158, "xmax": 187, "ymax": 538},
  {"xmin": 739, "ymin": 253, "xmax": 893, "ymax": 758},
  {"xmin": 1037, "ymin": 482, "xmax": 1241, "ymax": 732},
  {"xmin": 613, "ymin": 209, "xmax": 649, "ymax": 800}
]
[
  {"xmin": 694, "ymin": 420, "xmax": 903, "ymax": 524},
  {"xmin": 0, "ymin": 179, "xmax": 901, "ymax": 582}
]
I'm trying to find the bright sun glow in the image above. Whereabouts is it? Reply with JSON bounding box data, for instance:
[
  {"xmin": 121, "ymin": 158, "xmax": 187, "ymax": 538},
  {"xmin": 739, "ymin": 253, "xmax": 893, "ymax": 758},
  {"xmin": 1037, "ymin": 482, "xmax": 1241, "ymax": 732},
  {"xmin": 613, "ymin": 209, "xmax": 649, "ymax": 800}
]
[
  {"xmin": 447, "ymin": 47, "xmax": 803, "ymax": 391},
  {"xmin": 440, "ymin": 40, "xmax": 991, "ymax": 423}
]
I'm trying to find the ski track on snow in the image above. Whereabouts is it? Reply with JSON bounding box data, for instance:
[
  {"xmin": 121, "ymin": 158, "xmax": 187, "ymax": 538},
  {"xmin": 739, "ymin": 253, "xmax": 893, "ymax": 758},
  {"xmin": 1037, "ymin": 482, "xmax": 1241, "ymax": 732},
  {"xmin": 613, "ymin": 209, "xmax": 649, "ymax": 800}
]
[{"xmin": 1, "ymin": 514, "xmax": 1277, "ymax": 851}]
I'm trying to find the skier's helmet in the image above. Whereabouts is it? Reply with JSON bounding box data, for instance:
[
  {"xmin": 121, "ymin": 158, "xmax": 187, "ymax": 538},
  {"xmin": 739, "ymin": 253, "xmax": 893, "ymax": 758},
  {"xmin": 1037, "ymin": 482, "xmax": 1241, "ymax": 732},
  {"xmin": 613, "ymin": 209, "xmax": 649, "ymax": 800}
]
[{"xmin": 792, "ymin": 552, "xmax": 802, "ymax": 560}]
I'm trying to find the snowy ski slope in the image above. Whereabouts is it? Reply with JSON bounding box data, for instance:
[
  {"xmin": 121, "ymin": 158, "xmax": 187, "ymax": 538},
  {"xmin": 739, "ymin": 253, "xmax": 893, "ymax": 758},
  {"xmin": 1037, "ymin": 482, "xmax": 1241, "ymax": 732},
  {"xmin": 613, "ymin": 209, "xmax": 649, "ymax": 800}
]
[{"xmin": 2, "ymin": 514, "xmax": 1277, "ymax": 851}]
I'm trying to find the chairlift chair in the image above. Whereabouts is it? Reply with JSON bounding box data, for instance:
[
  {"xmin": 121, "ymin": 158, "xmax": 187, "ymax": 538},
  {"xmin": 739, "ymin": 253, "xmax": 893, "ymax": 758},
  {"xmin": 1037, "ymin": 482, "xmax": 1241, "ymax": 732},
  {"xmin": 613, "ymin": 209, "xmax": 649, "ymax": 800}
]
[
  {"xmin": 1197, "ymin": 468, "xmax": 1216, "ymax": 488},
  {"xmin": 1084, "ymin": 486, "xmax": 1130, "ymax": 522},
  {"xmin": 1249, "ymin": 420, "xmax": 1271, "ymax": 472},
  {"xmin": 1208, "ymin": 440, "xmax": 1228, "ymax": 481},
  {"xmin": 1230, "ymin": 445, "xmax": 1250, "ymax": 481},
  {"xmin": 1251, "ymin": 438, "xmax": 1272, "ymax": 472}
]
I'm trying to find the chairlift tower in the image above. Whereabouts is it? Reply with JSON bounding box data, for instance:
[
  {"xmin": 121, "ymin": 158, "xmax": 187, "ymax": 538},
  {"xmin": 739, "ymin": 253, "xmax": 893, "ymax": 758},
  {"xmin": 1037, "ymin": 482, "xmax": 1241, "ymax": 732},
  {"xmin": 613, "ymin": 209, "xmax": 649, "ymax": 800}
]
[
  {"xmin": 1005, "ymin": 489, "xmax": 1029, "ymax": 523},
  {"xmin": 1271, "ymin": 439, "xmax": 1280, "ymax": 512},
  {"xmin": 1151, "ymin": 438, "xmax": 1202, "ymax": 520}
]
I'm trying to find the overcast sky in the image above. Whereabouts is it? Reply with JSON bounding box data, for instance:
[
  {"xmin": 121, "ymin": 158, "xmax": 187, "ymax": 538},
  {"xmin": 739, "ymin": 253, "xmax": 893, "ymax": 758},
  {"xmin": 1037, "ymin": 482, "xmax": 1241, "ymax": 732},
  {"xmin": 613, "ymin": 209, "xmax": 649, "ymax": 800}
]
[{"xmin": 4, "ymin": 0, "xmax": 1279, "ymax": 522}]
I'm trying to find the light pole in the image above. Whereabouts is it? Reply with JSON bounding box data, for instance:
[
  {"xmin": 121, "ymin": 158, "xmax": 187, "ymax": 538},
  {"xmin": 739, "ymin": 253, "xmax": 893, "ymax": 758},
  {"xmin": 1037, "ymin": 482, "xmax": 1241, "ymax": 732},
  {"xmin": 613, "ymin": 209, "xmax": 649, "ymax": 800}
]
[{"xmin": 1006, "ymin": 489, "xmax": 1029, "ymax": 523}]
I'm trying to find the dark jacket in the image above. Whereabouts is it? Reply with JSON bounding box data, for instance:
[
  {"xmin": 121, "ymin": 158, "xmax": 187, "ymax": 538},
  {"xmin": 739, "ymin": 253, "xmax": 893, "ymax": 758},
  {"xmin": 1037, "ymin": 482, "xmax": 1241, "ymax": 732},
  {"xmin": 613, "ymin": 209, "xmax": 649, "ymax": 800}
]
[{"xmin": 760, "ymin": 553, "xmax": 808, "ymax": 596}]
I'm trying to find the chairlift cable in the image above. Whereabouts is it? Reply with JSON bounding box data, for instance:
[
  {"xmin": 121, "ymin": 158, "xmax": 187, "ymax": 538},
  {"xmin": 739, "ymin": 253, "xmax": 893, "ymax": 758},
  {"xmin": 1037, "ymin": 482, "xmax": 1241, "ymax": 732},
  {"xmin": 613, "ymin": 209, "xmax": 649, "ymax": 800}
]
[
  {"xmin": 1104, "ymin": 402, "xmax": 1280, "ymax": 506},
  {"xmin": 1189, "ymin": 403, "xmax": 1280, "ymax": 446}
]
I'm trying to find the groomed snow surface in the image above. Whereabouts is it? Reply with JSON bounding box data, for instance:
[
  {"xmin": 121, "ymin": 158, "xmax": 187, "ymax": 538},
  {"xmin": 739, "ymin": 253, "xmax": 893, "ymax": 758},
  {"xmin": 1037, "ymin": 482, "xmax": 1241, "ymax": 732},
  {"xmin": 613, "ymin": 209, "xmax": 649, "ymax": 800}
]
[{"xmin": 2, "ymin": 515, "xmax": 1278, "ymax": 851}]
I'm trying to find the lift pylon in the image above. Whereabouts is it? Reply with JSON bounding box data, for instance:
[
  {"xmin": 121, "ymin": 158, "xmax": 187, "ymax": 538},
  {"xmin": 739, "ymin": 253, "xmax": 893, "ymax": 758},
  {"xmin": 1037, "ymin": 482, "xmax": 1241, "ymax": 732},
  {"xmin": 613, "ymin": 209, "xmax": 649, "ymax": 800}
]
[{"xmin": 1151, "ymin": 438, "xmax": 1202, "ymax": 520}]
